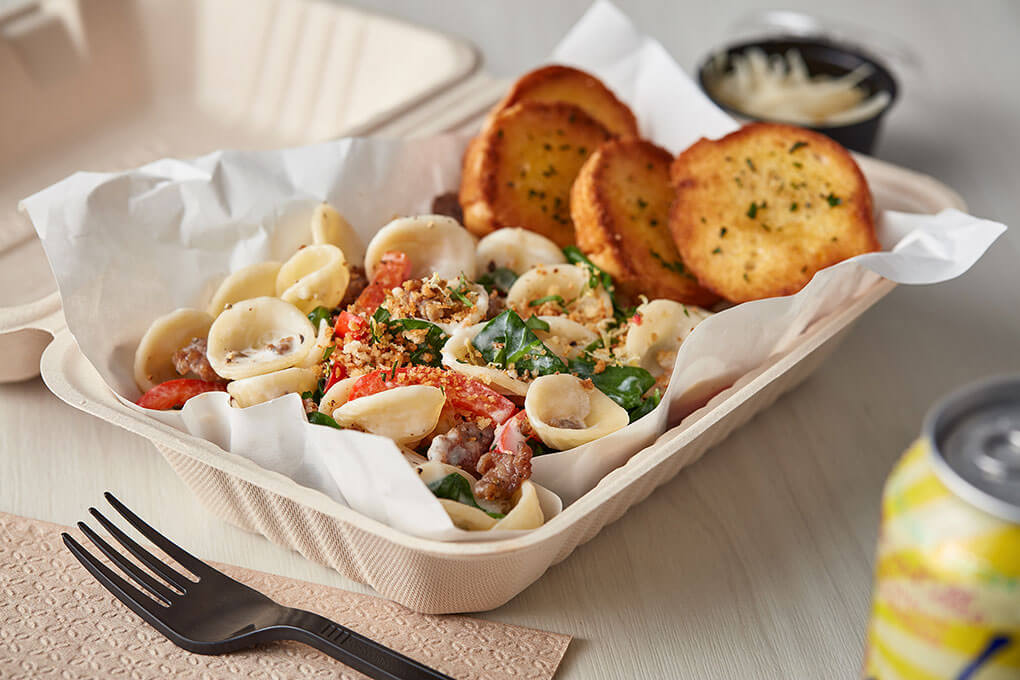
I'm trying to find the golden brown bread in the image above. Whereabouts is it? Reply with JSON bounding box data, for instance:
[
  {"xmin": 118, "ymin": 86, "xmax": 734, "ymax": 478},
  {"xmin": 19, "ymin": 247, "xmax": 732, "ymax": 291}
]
[
  {"xmin": 669, "ymin": 122, "xmax": 879, "ymax": 303},
  {"xmin": 487, "ymin": 64, "xmax": 638, "ymax": 137},
  {"xmin": 572, "ymin": 138, "xmax": 718, "ymax": 306},
  {"xmin": 460, "ymin": 101, "xmax": 613, "ymax": 247}
]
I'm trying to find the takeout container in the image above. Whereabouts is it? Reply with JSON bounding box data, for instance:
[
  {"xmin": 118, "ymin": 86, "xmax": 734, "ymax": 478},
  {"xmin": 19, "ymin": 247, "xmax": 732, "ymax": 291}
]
[
  {"xmin": 8, "ymin": 0, "xmax": 968, "ymax": 613},
  {"xmin": 34, "ymin": 113, "xmax": 965, "ymax": 613},
  {"xmin": 697, "ymin": 37, "xmax": 899, "ymax": 154}
]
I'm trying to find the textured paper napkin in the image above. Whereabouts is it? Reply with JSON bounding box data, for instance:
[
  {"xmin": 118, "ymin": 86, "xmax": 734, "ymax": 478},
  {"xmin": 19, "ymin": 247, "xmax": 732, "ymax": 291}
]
[{"xmin": 0, "ymin": 512, "xmax": 571, "ymax": 679}]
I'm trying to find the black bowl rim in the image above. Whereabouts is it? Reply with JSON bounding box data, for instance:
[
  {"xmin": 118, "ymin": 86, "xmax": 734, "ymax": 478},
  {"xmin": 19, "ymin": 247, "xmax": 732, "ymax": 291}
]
[{"xmin": 697, "ymin": 35, "xmax": 899, "ymax": 131}]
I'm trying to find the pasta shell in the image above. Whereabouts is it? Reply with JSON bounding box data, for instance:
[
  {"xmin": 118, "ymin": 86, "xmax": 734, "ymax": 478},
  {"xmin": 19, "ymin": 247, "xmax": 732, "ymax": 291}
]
[
  {"xmin": 525, "ymin": 374, "xmax": 629, "ymax": 450},
  {"xmin": 297, "ymin": 316, "xmax": 334, "ymax": 368},
  {"xmin": 133, "ymin": 308, "xmax": 214, "ymax": 392},
  {"xmin": 206, "ymin": 296, "xmax": 315, "ymax": 379},
  {"xmin": 227, "ymin": 366, "xmax": 319, "ymax": 408},
  {"xmin": 365, "ymin": 215, "xmax": 476, "ymax": 281},
  {"xmin": 206, "ymin": 262, "xmax": 282, "ymax": 317},
  {"xmin": 532, "ymin": 316, "xmax": 598, "ymax": 361},
  {"xmin": 506, "ymin": 264, "xmax": 613, "ymax": 322},
  {"xmin": 309, "ymin": 202, "xmax": 365, "ymax": 264},
  {"xmin": 438, "ymin": 499, "xmax": 499, "ymax": 531},
  {"xmin": 318, "ymin": 375, "xmax": 361, "ymax": 415},
  {"xmin": 332, "ymin": 385, "xmax": 445, "ymax": 446},
  {"xmin": 624, "ymin": 300, "xmax": 712, "ymax": 377},
  {"xmin": 416, "ymin": 461, "xmax": 545, "ymax": 531},
  {"xmin": 276, "ymin": 244, "xmax": 350, "ymax": 314},
  {"xmin": 491, "ymin": 481, "xmax": 545, "ymax": 531},
  {"xmin": 475, "ymin": 228, "xmax": 566, "ymax": 274},
  {"xmin": 441, "ymin": 324, "xmax": 530, "ymax": 396},
  {"xmin": 432, "ymin": 281, "xmax": 490, "ymax": 335}
]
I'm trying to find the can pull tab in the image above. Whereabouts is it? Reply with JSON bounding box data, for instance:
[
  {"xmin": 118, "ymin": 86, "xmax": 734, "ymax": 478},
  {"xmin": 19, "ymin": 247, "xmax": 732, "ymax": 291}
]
[{"xmin": 977, "ymin": 428, "xmax": 1020, "ymax": 480}]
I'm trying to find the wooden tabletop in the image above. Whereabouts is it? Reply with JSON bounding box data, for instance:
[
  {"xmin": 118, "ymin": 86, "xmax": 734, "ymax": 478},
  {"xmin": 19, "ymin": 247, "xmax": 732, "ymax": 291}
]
[{"xmin": 2, "ymin": 1, "xmax": 1019, "ymax": 678}]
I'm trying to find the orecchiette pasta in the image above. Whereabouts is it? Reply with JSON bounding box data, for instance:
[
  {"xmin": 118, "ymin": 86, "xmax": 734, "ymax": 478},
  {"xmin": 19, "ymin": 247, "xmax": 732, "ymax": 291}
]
[
  {"xmin": 507, "ymin": 264, "xmax": 613, "ymax": 321},
  {"xmin": 227, "ymin": 366, "xmax": 319, "ymax": 408},
  {"xmin": 276, "ymin": 244, "xmax": 349, "ymax": 314},
  {"xmin": 532, "ymin": 316, "xmax": 598, "ymax": 361},
  {"xmin": 318, "ymin": 375, "xmax": 361, "ymax": 415},
  {"xmin": 132, "ymin": 201, "xmax": 712, "ymax": 538},
  {"xmin": 441, "ymin": 324, "xmax": 531, "ymax": 396},
  {"xmin": 297, "ymin": 316, "xmax": 334, "ymax": 369},
  {"xmin": 331, "ymin": 385, "xmax": 445, "ymax": 446},
  {"xmin": 432, "ymin": 281, "xmax": 490, "ymax": 334},
  {"xmin": 525, "ymin": 374, "xmax": 629, "ymax": 450},
  {"xmin": 624, "ymin": 300, "xmax": 712, "ymax": 377},
  {"xmin": 365, "ymin": 215, "xmax": 476, "ymax": 281},
  {"xmin": 416, "ymin": 461, "xmax": 545, "ymax": 531},
  {"xmin": 309, "ymin": 202, "xmax": 365, "ymax": 264},
  {"xmin": 207, "ymin": 262, "xmax": 282, "ymax": 317},
  {"xmin": 133, "ymin": 308, "xmax": 214, "ymax": 391},
  {"xmin": 475, "ymin": 228, "xmax": 566, "ymax": 274},
  {"xmin": 206, "ymin": 296, "xmax": 315, "ymax": 380},
  {"xmin": 491, "ymin": 480, "xmax": 545, "ymax": 531}
]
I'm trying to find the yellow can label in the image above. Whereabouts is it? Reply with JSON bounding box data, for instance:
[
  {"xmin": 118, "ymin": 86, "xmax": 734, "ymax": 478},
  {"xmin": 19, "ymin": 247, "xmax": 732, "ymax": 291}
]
[{"xmin": 863, "ymin": 440, "xmax": 1020, "ymax": 679}]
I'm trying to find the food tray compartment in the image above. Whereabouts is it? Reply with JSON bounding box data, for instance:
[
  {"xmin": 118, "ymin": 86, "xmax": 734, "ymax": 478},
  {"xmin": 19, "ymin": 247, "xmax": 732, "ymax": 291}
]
[
  {"xmin": 37, "ymin": 148, "xmax": 965, "ymax": 612},
  {"xmin": 0, "ymin": 0, "xmax": 477, "ymax": 383}
]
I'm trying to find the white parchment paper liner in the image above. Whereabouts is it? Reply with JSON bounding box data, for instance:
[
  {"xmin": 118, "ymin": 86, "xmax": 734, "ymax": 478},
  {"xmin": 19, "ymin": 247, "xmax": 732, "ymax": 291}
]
[{"xmin": 20, "ymin": 1, "xmax": 1005, "ymax": 534}]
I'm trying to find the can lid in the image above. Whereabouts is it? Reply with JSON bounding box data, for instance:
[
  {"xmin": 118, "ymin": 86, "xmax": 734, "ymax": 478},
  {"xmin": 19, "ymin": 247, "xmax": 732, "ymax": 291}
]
[{"xmin": 924, "ymin": 375, "xmax": 1020, "ymax": 523}]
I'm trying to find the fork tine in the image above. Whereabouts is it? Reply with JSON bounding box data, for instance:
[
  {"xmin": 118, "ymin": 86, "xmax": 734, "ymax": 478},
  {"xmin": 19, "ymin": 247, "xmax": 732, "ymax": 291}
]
[
  {"xmin": 89, "ymin": 507, "xmax": 191, "ymax": 593},
  {"xmin": 61, "ymin": 532, "xmax": 170, "ymax": 626},
  {"xmin": 77, "ymin": 521, "xmax": 177, "ymax": 604},
  {"xmin": 103, "ymin": 492, "xmax": 210, "ymax": 577}
]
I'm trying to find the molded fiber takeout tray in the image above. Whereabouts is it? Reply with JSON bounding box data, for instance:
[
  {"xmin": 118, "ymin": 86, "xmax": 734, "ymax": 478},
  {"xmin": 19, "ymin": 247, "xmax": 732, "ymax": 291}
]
[{"xmin": 35, "ymin": 129, "xmax": 965, "ymax": 611}]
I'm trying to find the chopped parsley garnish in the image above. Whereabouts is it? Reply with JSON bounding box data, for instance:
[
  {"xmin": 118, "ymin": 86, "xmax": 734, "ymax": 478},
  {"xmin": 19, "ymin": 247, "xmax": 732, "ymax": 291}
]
[
  {"xmin": 712, "ymin": 247, "xmax": 723, "ymax": 254},
  {"xmin": 745, "ymin": 158, "xmax": 756, "ymax": 172},
  {"xmin": 528, "ymin": 294, "xmax": 566, "ymax": 308},
  {"xmin": 525, "ymin": 316, "xmax": 550, "ymax": 332},
  {"xmin": 720, "ymin": 227, "xmax": 728, "ymax": 237},
  {"xmin": 826, "ymin": 193, "xmax": 842, "ymax": 207},
  {"xmin": 790, "ymin": 202, "xmax": 798, "ymax": 212},
  {"xmin": 747, "ymin": 202, "xmax": 758, "ymax": 219},
  {"xmin": 636, "ymin": 198, "xmax": 648, "ymax": 209},
  {"xmin": 650, "ymin": 250, "xmax": 685, "ymax": 274},
  {"xmin": 447, "ymin": 275, "xmax": 475, "ymax": 307},
  {"xmin": 789, "ymin": 141, "xmax": 808, "ymax": 153}
]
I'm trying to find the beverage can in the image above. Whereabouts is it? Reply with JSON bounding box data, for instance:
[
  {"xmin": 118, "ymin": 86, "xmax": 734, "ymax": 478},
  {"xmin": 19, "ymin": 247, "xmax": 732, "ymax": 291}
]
[{"xmin": 862, "ymin": 376, "xmax": 1020, "ymax": 679}]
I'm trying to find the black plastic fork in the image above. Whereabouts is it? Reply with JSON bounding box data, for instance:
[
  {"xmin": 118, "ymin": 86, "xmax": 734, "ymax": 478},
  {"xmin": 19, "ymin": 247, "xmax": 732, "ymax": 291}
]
[{"xmin": 61, "ymin": 492, "xmax": 454, "ymax": 680}]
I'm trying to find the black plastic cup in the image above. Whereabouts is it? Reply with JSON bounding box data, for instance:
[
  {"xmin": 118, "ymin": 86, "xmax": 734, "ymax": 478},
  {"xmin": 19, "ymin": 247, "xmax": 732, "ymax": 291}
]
[{"xmin": 698, "ymin": 37, "xmax": 899, "ymax": 155}]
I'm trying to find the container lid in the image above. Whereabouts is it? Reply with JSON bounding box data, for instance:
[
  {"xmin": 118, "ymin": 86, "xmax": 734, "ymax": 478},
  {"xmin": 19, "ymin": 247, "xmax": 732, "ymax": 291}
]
[{"xmin": 925, "ymin": 375, "xmax": 1020, "ymax": 523}]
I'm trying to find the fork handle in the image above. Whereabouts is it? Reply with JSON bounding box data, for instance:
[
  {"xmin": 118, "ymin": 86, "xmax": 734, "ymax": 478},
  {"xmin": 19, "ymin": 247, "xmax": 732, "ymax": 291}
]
[{"xmin": 275, "ymin": 609, "xmax": 455, "ymax": 680}]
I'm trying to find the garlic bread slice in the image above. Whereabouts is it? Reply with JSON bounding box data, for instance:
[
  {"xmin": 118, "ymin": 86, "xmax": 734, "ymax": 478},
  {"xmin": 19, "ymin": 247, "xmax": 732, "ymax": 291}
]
[{"xmin": 670, "ymin": 122, "xmax": 878, "ymax": 302}]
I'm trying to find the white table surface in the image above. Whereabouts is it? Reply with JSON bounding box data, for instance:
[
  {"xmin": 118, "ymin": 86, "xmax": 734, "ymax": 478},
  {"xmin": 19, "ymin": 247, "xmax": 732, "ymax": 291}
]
[{"xmin": 2, "ymin": 1, "xmax": 1019, "ymax": 678}]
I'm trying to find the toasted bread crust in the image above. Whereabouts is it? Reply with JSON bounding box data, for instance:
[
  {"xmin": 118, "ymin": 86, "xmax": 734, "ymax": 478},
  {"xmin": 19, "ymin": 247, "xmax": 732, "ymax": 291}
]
[
  {"xmin": 487, "ymin": 64, "xmax": 639, "ymax": 138},
  {"xmin": 572, "ymin": 138, "xmax": 718, "ymax": 306},
  {"xmin": 669, "ymin": 123, "xmax": 878, "ymax": 302},
  {"xmin": 460, "ymin": 101, "xmax": 612, "ymax": 247}
]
